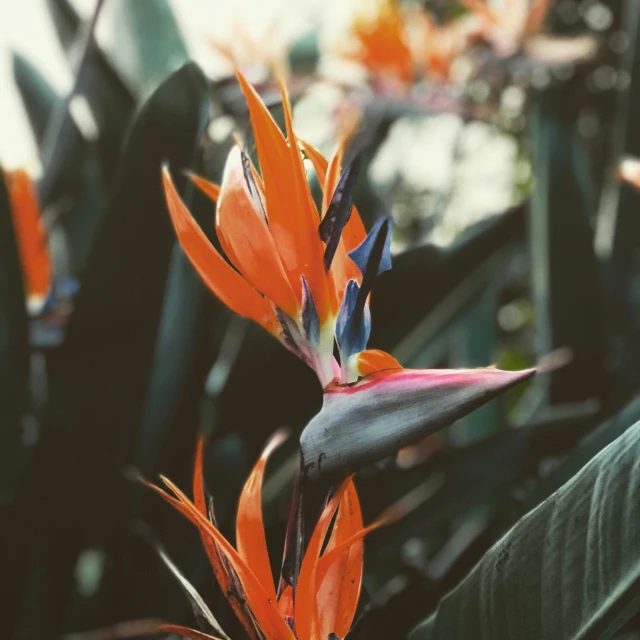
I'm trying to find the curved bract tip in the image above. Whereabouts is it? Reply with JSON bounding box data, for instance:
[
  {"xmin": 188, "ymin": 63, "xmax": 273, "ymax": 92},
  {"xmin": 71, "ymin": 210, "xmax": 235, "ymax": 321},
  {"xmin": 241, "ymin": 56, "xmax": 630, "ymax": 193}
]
[{"xmin": 301, "ymin": 366, "xmax": 536, "ymax": 480}]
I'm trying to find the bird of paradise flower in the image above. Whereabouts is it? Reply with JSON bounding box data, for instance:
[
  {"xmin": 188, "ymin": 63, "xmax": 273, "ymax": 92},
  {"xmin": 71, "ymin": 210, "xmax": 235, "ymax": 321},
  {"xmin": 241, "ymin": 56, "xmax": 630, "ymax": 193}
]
[
  {"xmin": 128, "ymin": 429, "xmax": 403, "ymax": 640},
  {"xmin": 163, "ymin": 69, "xmax": 535, "ymax": 479},
  {"xmin": 67, "ymin": 68, "xmax": 539, "ymax": 640}
]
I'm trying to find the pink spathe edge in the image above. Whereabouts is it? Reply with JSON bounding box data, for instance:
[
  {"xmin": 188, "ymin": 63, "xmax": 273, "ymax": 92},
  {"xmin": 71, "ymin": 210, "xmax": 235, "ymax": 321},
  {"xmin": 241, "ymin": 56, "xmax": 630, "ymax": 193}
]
[{"xmin": 301, "ymin": 366, "xmax": 536, "ymax": 479}]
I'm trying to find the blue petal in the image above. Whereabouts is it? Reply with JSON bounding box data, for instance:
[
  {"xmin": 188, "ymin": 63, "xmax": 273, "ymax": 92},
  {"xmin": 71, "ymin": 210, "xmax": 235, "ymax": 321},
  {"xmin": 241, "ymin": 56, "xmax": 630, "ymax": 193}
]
[
  {"xmin": 318, "ymin": 156, "xmax": 360, "ymax": 271},
  {"xmin": 348, "ymin": 216, "xmax": 392, "ymax": 279},
  {"xmin": 301, "ymin": 276, "xmax": 320, "ymax": 348},
  {"xmin": 240, "ymin": 150, "xmax": 267, "ymax": 223},
  {"xmin": 336, "ymin": 279, "xmax": 370, "ymax": 359}
]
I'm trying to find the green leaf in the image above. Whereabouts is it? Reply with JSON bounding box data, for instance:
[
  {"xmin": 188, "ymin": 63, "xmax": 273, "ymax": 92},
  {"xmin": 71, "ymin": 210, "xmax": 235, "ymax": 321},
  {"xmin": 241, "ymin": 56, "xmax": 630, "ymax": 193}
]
[
  {"xmin": 15, "ymin": 63, "xmax": 211, "ymax": 638},
  {"xmin": 287, "ymin": 31, "xmax": 319, "ymax": 74},
  {"xmin": 528, "ymin": 87, "xmax": 605, "ymax": 404},
  {"xmin": 11, "ymin": 54, "xmax": 85, "ymax": 199},
  {"xmin": 409, "ymin": 419, "xmax": 640, "ymax": 640},
  {"xmin": 601, "ymin": 0, "xmax": 640, "ymax": 392},
  {"xmin": 134, "ymin": 176, "xmax": 224, "ymax": 475},
  {"xmin": 44, "ymin": 0, "xmax": 79, "ymax": 50},
  {"xmin": 370, "ymin": 204, "xmax": 526, "ymax": 360},
  {"xmin": 526, "ymin": 395, "xmax": 640, "ymax": 509},
  {"xmin": 44, "ymin": 0, "xmax": 136, "ymax": 176},
  {"xmin": 359, "ymin": 404, "xmax": 599, "ymax": 587},
  {"xmin": 0, "ymin": 171, "xmax": 31, "ymax": 640},
  {"xmin": 11, "ymin": 53, "xmax": 106, "ymax": 275},
  {"xmin": 0, "ymin": 170, "xmax": 29, "ymax": 499},
  {"xmin": 98, "ymin": 0, "xmax": 189, "ymax": 98}
]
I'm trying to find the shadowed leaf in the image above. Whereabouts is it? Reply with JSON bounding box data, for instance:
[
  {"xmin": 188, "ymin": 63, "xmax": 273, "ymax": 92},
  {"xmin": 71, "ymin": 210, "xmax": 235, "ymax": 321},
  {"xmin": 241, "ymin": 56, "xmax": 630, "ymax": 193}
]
[{"xmin": 410, "ymin": 419, "xmax": 640, "ymax": 640}]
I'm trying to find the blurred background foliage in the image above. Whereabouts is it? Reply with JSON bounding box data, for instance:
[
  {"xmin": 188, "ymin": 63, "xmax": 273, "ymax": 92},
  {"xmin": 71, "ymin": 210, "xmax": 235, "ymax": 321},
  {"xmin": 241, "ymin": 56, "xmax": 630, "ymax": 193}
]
[{"xmin": 2, "ymin": 0, "xmax": 640, "ymax": 639}]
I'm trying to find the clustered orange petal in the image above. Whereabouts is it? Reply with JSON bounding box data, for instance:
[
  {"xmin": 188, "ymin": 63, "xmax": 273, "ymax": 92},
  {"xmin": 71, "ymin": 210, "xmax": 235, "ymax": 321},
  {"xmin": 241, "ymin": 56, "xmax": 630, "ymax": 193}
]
[
  {"xmin": 163, "ymin": 168, "xmax": 280, "ymax": 336},
  {"xmin": 143, "ymin": 435, "xmax": 387, "ymax": 639},
  {"xmin": 339, "ymin": 0, "xmax": 551, "ymax": 90},
  {"xmin": 163, "ymin": 70, "xmax": 378, "ymax": 386},
  {"xmin": 341, "ymin": 0, "xmax": 415, "ymax": 90}
]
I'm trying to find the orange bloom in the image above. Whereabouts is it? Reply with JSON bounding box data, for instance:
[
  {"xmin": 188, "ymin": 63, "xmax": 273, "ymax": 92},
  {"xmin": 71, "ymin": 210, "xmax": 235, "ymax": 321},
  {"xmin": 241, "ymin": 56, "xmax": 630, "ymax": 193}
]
[
  {"xmin": 340, "ymin": 0, "xmax": 415, "ymax": 91},
  {"xmin": 337, "ymin": 0, "xmax": 481, "ymax": 90},
  {"xmin": 163, "ymin": 71, "xmax": 536, "ymax": 405},
  {"xmin": 142, "ymin": 432, "xmax": 389, "ymax": 640},
  {"xmin": 3, "ymin": 169, "xmax": 51, "ymax": 312},
  {"xmin": 164, "ymin": 70, "xmax": 375, "ymax": 386}
]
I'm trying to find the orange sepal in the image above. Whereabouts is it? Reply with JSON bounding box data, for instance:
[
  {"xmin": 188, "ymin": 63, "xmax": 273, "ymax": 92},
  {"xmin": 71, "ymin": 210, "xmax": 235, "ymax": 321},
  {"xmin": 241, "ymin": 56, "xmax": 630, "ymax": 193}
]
[
  {"xmin": 347, "ymin": 0, "xmax": 415, "ymax": 87},
  {"xmin": 277, "ymin": 585, "xmax": 294, "ymax": 619},
  {"xmin": 193, "ymin": 438, "xmax": 230, "ymax": 591},
  {"xmin": 357, "ymin": 349, "xmax": 403, "ymax": 376},
  {"xmin": 317, "ymin": 518, "xmax": 388, "ymax": 578},
  {"xmin": 316, "ymin": 479, "xmax": 364, "ymax": 639},
  {"xmin": 4, "ymin": 169, "xmax": 51, "ymax": 304},
  {"xmin": 162, "ymin": 167, "xmax": 279, "ymax": 335},
  {"xmin": 294, "ymin": 478, "xmax": 351, "ymax": 640},
  {"xmin": 234, "ymin": 71, "xmax": 309, "ymax": 307},
  {"xmin": 192, "ymin": 437, "xmax": 260, "ymax": 638},
  {"xmin": 150, "ymin": 476, "xmax": 296, "ymax": 640},
  {"xmin": 236, "ymin": 430, "xmax": 288, "ymax": 601},
  {"xmin": 217, "ymin": 148, "xmax": 299, "ymax": 318},
  {"xmin": 187, "ymin": 172, "xmax": 221, "ymax": 203},
  {"xmin": 275, "ymin": 74, "xmax": 332, "ymax": 324}
]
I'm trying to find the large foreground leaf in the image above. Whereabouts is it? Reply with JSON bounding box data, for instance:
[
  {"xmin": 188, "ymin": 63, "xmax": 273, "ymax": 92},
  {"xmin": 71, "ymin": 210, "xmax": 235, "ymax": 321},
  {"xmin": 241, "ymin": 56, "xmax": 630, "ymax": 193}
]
[{"xmin": 409, "ymin": 420, "xmax": 640, "ymax": 640}]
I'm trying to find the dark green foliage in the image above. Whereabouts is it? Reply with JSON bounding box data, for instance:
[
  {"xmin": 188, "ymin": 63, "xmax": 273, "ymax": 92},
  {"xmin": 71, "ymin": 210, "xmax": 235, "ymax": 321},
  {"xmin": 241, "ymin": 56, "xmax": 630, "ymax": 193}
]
[
  {"xmin": 9, "ymin": 63, "xmax": 213, "ymax": 639},
  {"xmin": 409, "ymin": 420, "xmax": 640, "ymax": 640},
  {"xmin": 0, "ymin": 172, "xmax": 29, "ymax": 497},
  {"xmin": 529, "ymin": 87, "xmax": 605, "ymax": 404},
  {"xmin": 4, "ymin": 0, "xmax": 640, "ymax": 638}
]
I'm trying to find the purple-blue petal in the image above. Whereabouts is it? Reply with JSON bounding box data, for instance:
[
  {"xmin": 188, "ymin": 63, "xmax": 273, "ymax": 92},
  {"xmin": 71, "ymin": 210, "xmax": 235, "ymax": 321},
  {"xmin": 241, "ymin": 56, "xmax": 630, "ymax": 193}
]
[
  {"xmin": 319, "ymin": 156, "xmax": 361, "ymax": 271},
  {"xmin": 336, "ymin": 279, "xmax": 371, "ymax": 359},
  {"xmin": 348, "ymin": 216, "xmax": 392, "ymax": 281},
  {"xmin": 301, "ymin": 276, "xmax": 320, "ymax": 348}
]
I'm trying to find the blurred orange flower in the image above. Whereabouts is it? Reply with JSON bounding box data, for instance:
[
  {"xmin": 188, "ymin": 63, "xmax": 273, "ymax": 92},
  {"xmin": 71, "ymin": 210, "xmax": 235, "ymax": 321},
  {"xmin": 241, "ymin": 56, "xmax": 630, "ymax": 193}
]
[{"xmin": 3, "ymin": 169, "xmax": 51, "ymax": 312}]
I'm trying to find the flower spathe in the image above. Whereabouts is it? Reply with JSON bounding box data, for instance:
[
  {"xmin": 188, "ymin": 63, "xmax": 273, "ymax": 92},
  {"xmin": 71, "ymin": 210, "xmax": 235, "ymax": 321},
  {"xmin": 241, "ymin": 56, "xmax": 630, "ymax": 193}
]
[
  {"xmin": 142, "ymin": 433, "xmax": 387, "ymax": 640},
  {"xmin": 301, "ymin": 364, "xmax": 536, "ymax": 480}
]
